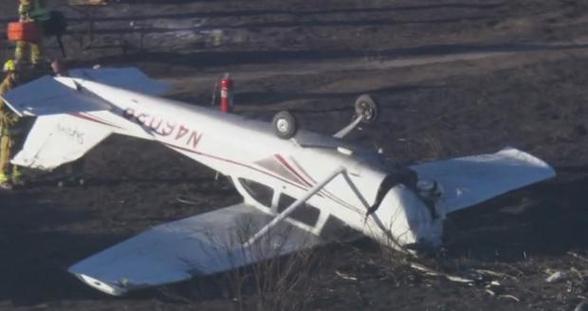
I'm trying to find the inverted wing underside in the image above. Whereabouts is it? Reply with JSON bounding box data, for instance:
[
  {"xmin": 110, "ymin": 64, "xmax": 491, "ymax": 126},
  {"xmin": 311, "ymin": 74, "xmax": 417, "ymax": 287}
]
[
  {"xmin": 411, "ymin": 148, "xmax": 555, "ymax": 214},
  {"xmin": 69, "ymin": 203, "xmax": 323, "ymax": 296}
]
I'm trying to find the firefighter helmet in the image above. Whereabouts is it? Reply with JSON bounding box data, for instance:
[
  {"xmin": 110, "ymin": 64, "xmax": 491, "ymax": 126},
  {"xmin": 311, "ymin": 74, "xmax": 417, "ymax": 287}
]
[{"xmin": 3, "ymin": 59, "xmax": 16, "ymax": 72}]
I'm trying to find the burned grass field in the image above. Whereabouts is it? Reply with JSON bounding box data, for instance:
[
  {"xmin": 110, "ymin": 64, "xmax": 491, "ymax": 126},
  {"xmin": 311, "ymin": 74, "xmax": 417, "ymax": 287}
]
[{"xmin": 1, "ymin": 0, "xmax": 588, "ymax": 310}]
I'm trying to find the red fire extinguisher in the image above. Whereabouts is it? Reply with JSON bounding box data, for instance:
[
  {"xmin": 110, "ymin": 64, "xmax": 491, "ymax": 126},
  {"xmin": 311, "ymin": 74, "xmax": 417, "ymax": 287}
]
[{"xmin": 219, "ymin": 73, "xmax": 233, "ymax": 113}]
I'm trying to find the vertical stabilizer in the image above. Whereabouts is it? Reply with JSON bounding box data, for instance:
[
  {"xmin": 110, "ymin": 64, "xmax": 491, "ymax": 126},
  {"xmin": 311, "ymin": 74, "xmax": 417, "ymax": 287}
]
[{"xmin": 11, "ymin": 113, "xmax": 112, "ymax": 170}]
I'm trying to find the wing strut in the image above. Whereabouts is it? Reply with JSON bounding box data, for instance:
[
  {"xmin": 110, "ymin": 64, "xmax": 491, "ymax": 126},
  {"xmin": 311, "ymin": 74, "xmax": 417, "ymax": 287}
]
[
  {"xmin": 333, "ymin": 115, "xmax": 363, "ymax": 138},
  {"xmin": 243, "ymin": 166, "xmax": 345, "ymax": 247}
]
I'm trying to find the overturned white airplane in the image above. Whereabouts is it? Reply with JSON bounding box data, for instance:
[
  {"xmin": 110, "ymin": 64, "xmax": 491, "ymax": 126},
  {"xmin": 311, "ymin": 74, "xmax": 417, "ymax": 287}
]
[{"xmin": 1, "ymin": 68, "xmax": 555, "ymax": 295}]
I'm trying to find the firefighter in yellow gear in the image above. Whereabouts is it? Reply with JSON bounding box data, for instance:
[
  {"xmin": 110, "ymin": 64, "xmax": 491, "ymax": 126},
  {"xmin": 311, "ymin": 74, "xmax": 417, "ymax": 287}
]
[
  {"xmin": 0, "ymin": 60, "xmax": 24, "ymax": 189},
  {"xmin": 16, "ymin": 0, "xmax": 49, "ymax": 67}
]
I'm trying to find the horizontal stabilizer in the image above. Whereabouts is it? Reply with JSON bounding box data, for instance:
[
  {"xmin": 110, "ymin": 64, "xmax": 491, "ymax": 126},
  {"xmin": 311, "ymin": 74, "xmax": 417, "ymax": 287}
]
[
  {"xmin": 1, "ymin": 76, "xmax": 110, "ymax": 117},
  {"xmin": 69, "ymin": 203, "xmax": 322, "ymax": 296},
  {"xmin": 2, "ymin": 67, "xmax": 169, "ymax": 117},
  {"xmin": 411, "ymin": 148, "xmax": 555, "ymax": 214},
  {"xmin": 69, "ymin": 67, "xmax": 170, "ymax": 96}
]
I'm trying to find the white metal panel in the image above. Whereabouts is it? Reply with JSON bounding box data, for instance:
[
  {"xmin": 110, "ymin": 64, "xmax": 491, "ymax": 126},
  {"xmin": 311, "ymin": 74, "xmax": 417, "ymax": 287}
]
[
  {"xmin": 1, "ymin": 76, "xmax": 110, "ymax": 117},
  {"xmin": 69, "ymin": 203, "xmax": 322, "ymax": 296},
  {"xmin": 411, "ymin": 148, "xmax": 555, "ymax": 214},
  {"xmin": 11, "ymin": 114, "xmax": 112, "ymax": 170},
  {"xmin": 70, "ymin": 67, "xmax": 170, "ymax": 96}
]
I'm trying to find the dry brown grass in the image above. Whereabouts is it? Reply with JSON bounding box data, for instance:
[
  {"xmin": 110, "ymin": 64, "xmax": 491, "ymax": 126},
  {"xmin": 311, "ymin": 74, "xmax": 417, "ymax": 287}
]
[{"xmin": 219, "ymin": 219, "xmax": 322, "ymax": 311}]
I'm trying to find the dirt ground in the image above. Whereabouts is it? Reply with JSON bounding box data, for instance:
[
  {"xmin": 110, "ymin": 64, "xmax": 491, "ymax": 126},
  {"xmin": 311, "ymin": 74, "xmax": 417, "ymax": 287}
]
[{"xmin": 1, "ymin": 0, "xmax": 588, "ymax": 310}]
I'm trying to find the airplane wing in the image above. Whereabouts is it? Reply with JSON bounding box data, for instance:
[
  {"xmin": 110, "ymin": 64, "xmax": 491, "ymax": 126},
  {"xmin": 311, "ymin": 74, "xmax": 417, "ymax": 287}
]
[
  {"xmin": 411, "ymin": 148, "xmax": 555, "ymax": 215},
  {"xmin": 69, "ymin": 203, "xmax": 324, "ymax": 296}
]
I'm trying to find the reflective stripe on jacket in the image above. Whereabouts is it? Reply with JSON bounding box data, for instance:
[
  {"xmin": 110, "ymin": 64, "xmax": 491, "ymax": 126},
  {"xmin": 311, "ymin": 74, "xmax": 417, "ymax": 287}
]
[{"xmin": 0, "ymin": 77, "xmax": 21, "ymax": 135}]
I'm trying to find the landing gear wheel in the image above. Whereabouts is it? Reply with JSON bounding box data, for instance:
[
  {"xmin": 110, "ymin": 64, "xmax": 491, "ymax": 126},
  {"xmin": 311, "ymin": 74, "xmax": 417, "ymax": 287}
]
[
  {"xmin": 272, "ymin": 111, "xmax": 298, "ymax": 139},
  {"xmin": 354, "ymin": 94, "xmax": 379, "ymax": 124}
]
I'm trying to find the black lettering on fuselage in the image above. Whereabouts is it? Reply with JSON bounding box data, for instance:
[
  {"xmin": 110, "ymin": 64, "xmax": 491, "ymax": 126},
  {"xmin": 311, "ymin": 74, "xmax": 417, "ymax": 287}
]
[{"xmin": 123, "ymin": 108, "xmax": 203, "ymax": 150}]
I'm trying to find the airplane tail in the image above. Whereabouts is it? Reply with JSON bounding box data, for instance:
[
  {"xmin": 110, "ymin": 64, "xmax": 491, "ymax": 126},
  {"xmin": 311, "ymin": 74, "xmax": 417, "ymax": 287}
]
[
  {"xmin": 2, "ymin": 67, "xmax": 170, "ymax": 170},
  {"xmin": 11, "ymin": 113, "xmax": 113, "ymax": 170}
]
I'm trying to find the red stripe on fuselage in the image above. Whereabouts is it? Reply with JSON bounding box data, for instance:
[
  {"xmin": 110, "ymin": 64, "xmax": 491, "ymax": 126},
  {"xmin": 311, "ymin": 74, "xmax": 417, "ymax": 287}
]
[
  {"xmin": 70, "ymin": 112, "xmax": 123, "ymax": 130},
  {"xmin": 164, "ymin": 143, "xmax": 308, "ymax": 192},
  {"xmin": 277, "ymin": 154, "xmax": 363, "ymax": 214},
  {"xmin": 165, "ymin": 143, "xmax": 362, "ymax": 214},
  {"xmin": 288, "ymin": 156, "xmax": 364, "ymax": 214},
  {"xmin": 274, "ymin": 154, "xmax": 312, "ymax": 187}
]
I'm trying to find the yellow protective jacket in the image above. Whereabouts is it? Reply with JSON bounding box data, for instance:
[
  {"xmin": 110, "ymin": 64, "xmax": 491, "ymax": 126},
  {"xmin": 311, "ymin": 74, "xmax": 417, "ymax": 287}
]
[
  {"xmin": 19, "ymin": 0, "xmax": 49, "ymax": 22},
  {"xmin": 18, "ymin": 0, "xmax": 32, "ymax": 20},
  {"xmin": 0, "ymin": 77, "xmax": 21, "ymax": 135}
]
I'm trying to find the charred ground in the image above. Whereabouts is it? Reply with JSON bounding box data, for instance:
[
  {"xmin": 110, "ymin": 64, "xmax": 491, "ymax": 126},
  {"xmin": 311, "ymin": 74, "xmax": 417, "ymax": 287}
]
[{"xmin": 1, "ymin": 0, "xmax": 588, "ymax": 310}]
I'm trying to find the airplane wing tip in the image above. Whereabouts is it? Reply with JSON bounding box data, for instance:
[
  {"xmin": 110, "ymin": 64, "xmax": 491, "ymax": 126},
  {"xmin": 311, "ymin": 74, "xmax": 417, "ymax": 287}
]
[
  {"xmin": 500, "ymin": 147, "xmax": 556, "ymax": 178},
  {"xmin": 70, "ymin": 271, "xmax": 128, "ymax": 296}
]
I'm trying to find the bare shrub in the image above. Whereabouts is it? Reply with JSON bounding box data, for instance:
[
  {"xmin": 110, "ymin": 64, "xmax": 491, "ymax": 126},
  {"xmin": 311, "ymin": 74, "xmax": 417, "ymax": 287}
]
[
  {"xmin": 250, "ymin": 248, "xmax": 318, "ymax": 311},
  {"xmin": 220, "ymin": 217, "xmax": 322, "ymax": 311},
  {"xmin": 420, "ymin": 132, "xmax": 445, "ymax": 161}
]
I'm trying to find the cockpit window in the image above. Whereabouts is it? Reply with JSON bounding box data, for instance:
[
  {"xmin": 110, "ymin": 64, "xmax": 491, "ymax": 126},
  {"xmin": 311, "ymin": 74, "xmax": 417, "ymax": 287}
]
[
  {"xmin": 278, "ymin": 194, "xmax": 320, "ymax": 227},
  {"xmin": 239, "ymin": 178, "xmax": 273, "ymax": 208}
]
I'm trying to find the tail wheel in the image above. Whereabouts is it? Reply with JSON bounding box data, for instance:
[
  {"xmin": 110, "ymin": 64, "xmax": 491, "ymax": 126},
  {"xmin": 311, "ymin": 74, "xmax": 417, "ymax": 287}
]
[
  {"xmin": 272, "ymin": 111, "xmax": 298, "ymax": 139},
  {"xmin": 354, "ymin": 94, "xmax": 379, "ymax": 124}
]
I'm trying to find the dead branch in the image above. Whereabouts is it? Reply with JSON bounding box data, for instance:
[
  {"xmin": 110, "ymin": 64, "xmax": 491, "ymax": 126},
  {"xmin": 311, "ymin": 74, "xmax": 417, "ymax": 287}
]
[
  {"xmin": 474, "ymin": 269, "xmax": 519, "ymax": 282},
  {"xmin": 568, "ymin": 252, "xmax": 588, "ymax": 264},
  {"xmin": 409, "ymin": 263, "xmax": 473, "ymax": 284},
  {"xmin": 498, "ymin": 294, "xmax": 520, "ymax": 303},
  {"xmin": 570, "ymin": 267, "xmax": 585, "ymax": 279},
  {"xmin": 175, "ymin": 196, "xmax": 199, "ymax": 205},
  {"xmin": 335, "ymin": 270, "xmax": 358, "ymax": 281}
]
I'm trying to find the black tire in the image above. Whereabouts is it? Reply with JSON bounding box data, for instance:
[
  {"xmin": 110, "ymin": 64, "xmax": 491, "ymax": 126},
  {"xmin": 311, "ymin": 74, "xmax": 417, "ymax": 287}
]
[
  {"xmin": 272, "ymin": 111, "xmax": 298, "ymax": 139},
  {"xmin": 354, "ymin": 94, "xmax": 379, "ymax": 124}
]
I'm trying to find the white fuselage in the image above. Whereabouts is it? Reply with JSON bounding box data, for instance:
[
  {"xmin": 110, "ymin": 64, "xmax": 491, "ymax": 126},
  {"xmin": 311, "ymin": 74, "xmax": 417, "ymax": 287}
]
[{"xmin": 78, "ymin": 80, "xmax": 443, "ymax": 249}]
